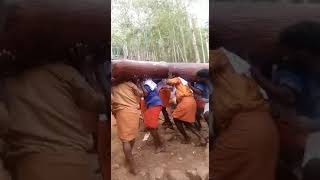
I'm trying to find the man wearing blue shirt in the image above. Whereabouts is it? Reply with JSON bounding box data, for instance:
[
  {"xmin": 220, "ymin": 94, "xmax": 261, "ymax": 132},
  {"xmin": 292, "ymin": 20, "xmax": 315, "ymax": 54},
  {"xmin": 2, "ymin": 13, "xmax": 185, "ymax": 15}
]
[
  {"xmin": 190, "ymin": 69, "xmax": 210, "ymax": 130},
  {"xmin": 141, "ymin": 79, "xmax": 165, "ymax": 153},
  {"xmin": 251, "ymin": 21, "xmax": 320, "ymax": 180}
]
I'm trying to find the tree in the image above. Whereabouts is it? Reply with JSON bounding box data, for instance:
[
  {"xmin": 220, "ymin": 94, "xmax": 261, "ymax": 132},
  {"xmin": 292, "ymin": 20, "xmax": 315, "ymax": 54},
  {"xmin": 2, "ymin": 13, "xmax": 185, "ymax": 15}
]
[{"xmin": 111, "ymin": 0, "xmax": 209, "ymax": 63}]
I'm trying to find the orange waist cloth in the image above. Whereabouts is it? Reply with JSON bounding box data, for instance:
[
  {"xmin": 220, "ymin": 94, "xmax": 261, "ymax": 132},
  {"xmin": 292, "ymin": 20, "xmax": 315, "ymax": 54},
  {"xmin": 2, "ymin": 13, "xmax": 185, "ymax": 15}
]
[
  {"xmin": 144, "ymin": 106, "xmax": 162, "ymax": 128},
  {"xmin": 115, "ymin": 109, "xmax": 140, "ymax": 142},
  {"xmin": 211, "ymin": 111, "xmax": 279, "ymax": 180},
  {"xmin": 172, "ymin": 96, "xmax": 196, "ymax": 123}
]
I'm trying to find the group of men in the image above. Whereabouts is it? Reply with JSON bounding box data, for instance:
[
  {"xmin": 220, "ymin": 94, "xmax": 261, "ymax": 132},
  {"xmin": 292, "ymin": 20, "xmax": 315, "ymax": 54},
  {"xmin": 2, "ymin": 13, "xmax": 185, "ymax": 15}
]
[{"xmin": 111, "ymin": 69, "xmax": 210, "ymax": 174}]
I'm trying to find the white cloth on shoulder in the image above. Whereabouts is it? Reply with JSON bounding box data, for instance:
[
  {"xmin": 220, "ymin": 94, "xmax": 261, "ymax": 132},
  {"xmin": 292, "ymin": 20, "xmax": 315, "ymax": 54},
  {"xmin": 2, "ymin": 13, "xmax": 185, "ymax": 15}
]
[
  {"xmin": 144, "ymin": 79, "xmax": 157, "ymax": 91},
  {"xmin": 178, "ymin": 77, "xmax": 188, "ymax": 86},
  {"xmin": 221, "ymin": 48, "xmax": 268, "ymax": 99}
]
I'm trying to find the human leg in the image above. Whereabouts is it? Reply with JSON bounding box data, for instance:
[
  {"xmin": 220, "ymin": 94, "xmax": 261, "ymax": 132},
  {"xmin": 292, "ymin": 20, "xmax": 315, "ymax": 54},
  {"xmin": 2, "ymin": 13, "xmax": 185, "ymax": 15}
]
[
  {"xmin": 184, "ymin": 122, "xmax": 207, "ymax": 146},
  {"xmin": 122, "ymin": 140, "xmax": 137, "ymax": 175},
  {"xmin": 162, "ymin": 107, "xmax": 174, "ymax": 129},
  {"xmin": 173, "ymin": 118, "xmax": 191, "ymax": 144},
  {"xmin": 149, "ymin": 128, "xmax": 165, "ymax": 153}
]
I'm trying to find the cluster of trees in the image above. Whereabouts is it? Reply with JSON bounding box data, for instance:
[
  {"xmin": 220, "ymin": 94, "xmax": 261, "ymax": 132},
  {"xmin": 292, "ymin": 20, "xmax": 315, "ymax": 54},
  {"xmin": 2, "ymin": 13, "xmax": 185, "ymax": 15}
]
[{"xmin": 112, "ymin": 0, "xmax": 208, "ymax": 63}]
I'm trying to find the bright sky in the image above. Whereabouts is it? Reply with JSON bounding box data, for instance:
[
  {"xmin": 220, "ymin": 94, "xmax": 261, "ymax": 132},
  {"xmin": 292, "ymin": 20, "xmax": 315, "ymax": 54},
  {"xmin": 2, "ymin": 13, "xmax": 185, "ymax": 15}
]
[
  {"xmin": 188, "ymin": 0, "xmax": 209, "ymax": 27},
  {"xmin": 112, "ymin": 0, "xmax": 209, "ymax": 28}
]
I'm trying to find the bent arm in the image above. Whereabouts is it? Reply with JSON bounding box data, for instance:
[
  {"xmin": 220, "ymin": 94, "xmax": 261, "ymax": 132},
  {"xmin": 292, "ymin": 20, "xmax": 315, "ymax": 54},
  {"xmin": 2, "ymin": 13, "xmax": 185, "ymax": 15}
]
[
  {"xmin": 166, "ymin": 77, "xmax": 180, "ymax": 85},
  {"xmin": 128, "ymin": 82, "xmax": 144, "ymax": 97},
  {"xmin": 63, "ymin": 65, "xmax": 106, "ymax": 113},
  {"xmin": 190, "ymin": 85, "xmax": 203, "ymax": 96},
  {"xmin": 258, "ymin": 77, "xmax": 296, "ymax": 105},
  {"xmin": 251, "ymin": 68, "xmax": 298, "ymax": 105}
]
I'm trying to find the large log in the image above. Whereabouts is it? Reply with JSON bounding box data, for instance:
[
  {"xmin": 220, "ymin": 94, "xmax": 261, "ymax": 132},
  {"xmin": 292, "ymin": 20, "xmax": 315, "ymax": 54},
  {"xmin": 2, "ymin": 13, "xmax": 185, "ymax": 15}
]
[
  {"xmin": 112, "ymin": 60, "xmax": 169, "ymax": 81},
  {"xmin": 0, "ymin": 0, "xmax": 110, "ymax": 63},
  {"xmin": 210, "ymin": 2, "xmax": 320, "ymax": 64},
  {"xmin": 112, "ymin": 60, "xmax": 209, "ymax": 81},
  {"xmin": 169, "ymin": 63, "xmax": 209, "ymax": 81}
]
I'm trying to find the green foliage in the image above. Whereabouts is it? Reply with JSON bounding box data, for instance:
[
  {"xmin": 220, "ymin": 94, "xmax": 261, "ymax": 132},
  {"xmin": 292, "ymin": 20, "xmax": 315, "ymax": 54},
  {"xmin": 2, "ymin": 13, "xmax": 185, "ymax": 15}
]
[{"xmin": 112, "ymin": 0, "xmax": 208, "ymax": 63}]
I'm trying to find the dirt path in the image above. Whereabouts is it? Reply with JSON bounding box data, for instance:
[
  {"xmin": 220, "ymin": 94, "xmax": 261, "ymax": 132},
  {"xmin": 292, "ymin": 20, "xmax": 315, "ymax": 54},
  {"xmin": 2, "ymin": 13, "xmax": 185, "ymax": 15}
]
[{"xmin": 111, "ymin": 114, "xmax": 209, "ymax": 180}]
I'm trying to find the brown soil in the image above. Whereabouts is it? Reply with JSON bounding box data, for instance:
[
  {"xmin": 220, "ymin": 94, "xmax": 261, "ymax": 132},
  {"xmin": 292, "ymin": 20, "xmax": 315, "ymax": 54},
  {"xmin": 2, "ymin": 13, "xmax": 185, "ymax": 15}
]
[{"xmin": 111, "ymin": 114, "xmax": 209, "ymax": 180}]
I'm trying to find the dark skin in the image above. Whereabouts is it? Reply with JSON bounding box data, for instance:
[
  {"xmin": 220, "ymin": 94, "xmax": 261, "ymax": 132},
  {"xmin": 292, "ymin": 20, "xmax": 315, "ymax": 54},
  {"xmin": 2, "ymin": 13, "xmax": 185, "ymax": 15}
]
[
  {"xmin": 189, "ymin": 81, "xmax": 205, "ymax": 131},
  {"xmin": 250, "ymin": 67, "xmax": 297, "ymax": 106},
  {"xmin": 139, "ymin": 81, "xmax": 165, "ymax": 153},
  {"xmin": 195, "ymin": 107, "xmax": 204, "ymax": 130},
  {"xmin": 173, "ymin": 119, "xmax": 191, "ymax": 144},
  {"xmin": 161, "ymin": 106, "xmax": 174, "ymax": 130},
  {"xmin": 173, "ymin": 118, "xmax": 207, "ymax": 146},
  {"xmin": 123, "ymin": 140, "xmax": 136, "ymax": 174},
  {"xmin": 189, "ymin": 77, "xmax": 211, "ymax": 130}
]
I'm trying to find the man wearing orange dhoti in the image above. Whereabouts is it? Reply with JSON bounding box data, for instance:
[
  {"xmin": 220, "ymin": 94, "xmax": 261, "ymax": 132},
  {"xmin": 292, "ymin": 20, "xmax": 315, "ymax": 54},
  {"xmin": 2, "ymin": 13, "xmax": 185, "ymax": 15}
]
[
  {"xmin": 165, "ymin": 75, "xmax": 206, "ymax": 146},
  {"xmin": 111, "ymin": 80, "xmax": 143, "ymax": 175}
]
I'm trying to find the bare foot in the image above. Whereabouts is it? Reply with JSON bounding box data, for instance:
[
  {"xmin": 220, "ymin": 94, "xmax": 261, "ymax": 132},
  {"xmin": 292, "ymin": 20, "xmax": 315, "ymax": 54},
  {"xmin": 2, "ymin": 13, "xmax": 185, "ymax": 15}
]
[
  {"xmin": 129, "ymin": 165, "xmax": 138, "ymax": 175},
  {"xmin": 167, "ymin": 125, "xmax": 174, "ymax": 130},
  {"xmin": 195, "ymin": 138, "xmax": 207, "ymax": 147},
  {"xmin": 181, "ymin": 137, "xmax": 191, "ymax": 144},
  {"xmin": 163, "ymin": 123, "xmax": 174, "ymax": 130},
  {"xmin": 126, "ymin": 159, "xmax": 138, "ymax": 175},
  {"xmin": 155, "ymin": 145, "xmax": 166, "ymax": 154}
]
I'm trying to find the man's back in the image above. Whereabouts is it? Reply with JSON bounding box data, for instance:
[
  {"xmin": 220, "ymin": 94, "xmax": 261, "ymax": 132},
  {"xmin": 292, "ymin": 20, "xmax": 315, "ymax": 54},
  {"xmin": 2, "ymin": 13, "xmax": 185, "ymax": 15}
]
[
  {"xmin": 5, "ymin": 63, "xmax": 103, "ymax": 155},
  {"xmin": 111, "ymin": 81, "xmax": 140, "ymax": 112}
]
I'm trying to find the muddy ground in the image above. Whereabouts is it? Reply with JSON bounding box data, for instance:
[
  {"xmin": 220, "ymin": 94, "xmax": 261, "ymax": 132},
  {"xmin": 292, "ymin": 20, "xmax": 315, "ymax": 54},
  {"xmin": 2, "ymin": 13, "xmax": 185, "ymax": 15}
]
[{"xmin": 111, "ymin": 113, "xmax": 209, "ymax": 180}]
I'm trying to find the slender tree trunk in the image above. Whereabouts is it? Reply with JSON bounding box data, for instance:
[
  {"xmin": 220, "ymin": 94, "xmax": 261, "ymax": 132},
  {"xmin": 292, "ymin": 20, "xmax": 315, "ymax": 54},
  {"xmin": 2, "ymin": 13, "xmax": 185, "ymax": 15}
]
[
  {"xmin": 177, "ymin": 45, "xmax": 186, "ymax": 62},
  {"xmin": 173, "ymin": 40, "xmax": 177, "ymax": 62},
  {"xmin": 206, "ymin": 40, "xmax": 209, "ymax": 61},
  {"xmin": 111, "ymin": 46, "xmax": 114, "ymax": 59},
  {"xmin": 190, "ymin": 17, "xmax": 201, "ymax": 63},
  {"xmin": 199, "ymin": 29, "xmax": 206, "ymax": 63},
  {"xmin": 123, "ymin": 42, "xmax": 128, "ymax": 58},
  {"xmin": 178, "ymin": 21, "xmax": 188, "ymax": 62},
  {"xmin": 178, "ymin": 49, "xmax": 181, "ymax": 62},
  {"xmin": 158, "ymin": 29, "xmax": 164, "ymax": 61}
]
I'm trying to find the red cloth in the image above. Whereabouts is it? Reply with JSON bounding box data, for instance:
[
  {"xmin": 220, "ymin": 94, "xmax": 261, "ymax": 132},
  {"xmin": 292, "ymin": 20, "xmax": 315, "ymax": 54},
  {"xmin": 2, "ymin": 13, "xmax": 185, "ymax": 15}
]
[
  {"xmin": 144, "ymin": 106, "xmax": 162, "ymax": 128},
  {"xmin": 140, "ymin": 99, "xmax": 147, "ymax": 113},
  {"xmin": 196, "ymin": 99, "xmax": 205, "ymax": 109},
  {"xmin": 159, "ymin": 88, "xmax": 171, "ymax": 107}
]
